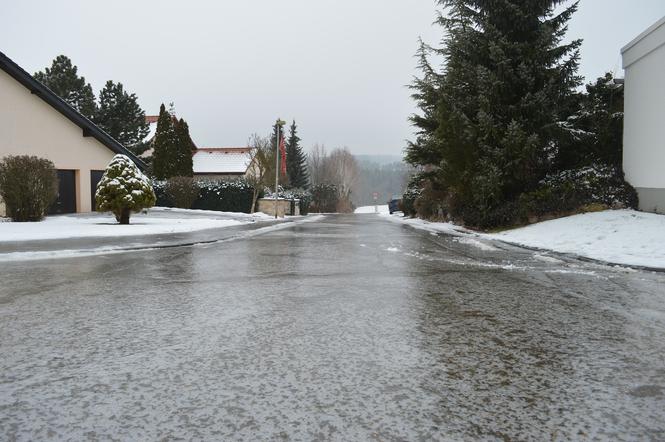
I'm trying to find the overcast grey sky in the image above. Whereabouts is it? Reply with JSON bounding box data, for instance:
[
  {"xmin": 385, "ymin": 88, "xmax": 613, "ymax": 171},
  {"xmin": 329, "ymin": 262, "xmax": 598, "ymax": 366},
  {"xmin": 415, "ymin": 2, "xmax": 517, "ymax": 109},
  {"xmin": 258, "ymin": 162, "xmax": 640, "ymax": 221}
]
[{"xmin": 3, "ymin": 1, "xmax": 665, "ymax": 155}]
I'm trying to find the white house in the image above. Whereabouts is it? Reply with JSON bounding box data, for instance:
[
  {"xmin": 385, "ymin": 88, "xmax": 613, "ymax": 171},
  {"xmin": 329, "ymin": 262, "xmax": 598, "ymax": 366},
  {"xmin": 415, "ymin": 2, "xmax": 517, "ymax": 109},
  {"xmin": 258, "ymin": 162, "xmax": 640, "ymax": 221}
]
[
  {"xmin": 193, "ymin": 147, "xmax": 256, "ymax": 181},
  {"xmin": 621, "ymin": 16, "xmax": 665, "ymax": 213},
  {"xmin": 0, "ymin": 51, "xmax": 145, "ymax": 216}
]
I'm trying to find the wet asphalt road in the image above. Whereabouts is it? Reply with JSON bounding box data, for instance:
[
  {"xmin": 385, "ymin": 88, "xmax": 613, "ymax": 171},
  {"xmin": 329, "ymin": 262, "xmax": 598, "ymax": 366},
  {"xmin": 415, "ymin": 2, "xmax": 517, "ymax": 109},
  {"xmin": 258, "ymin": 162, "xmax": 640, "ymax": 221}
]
[{"xmin": 1, "ymin": 214, "xmax": 664, "ymax": 441}]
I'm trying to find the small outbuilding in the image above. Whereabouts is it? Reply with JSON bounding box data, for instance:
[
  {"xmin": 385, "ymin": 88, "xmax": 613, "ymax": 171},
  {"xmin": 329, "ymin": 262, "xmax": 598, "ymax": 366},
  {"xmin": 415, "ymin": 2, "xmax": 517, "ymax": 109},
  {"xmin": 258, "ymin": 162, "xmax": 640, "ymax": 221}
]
[
  {"xmin": 0, "ymin": 51, "xmax": 144, "ymax": 216},
  {"xmin": 621, "ymin": 16, "xmax": 665, "ymax": 213}
]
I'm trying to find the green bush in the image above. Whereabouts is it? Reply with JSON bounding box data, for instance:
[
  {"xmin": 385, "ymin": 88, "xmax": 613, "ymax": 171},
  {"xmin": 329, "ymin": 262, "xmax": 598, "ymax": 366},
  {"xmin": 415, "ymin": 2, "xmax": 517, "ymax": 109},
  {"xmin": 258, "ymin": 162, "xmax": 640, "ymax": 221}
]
[
  {"xmin": 165, "ymin": 176, "xmax": 199, "ymax": 209},
  {"xmin": 0, "ymin": 155, "xmax": 58, "ymax": 222},
  {"xmin": 518, "ymin": 164, "xmax": 638, "ymax": 221},
  {"xmin": 96, "ymin": 154, "xmax": 156, "ymax": 224},
  {"xmin": 402, "ymin": 175, "xmax": 423, "ymax": 217}
]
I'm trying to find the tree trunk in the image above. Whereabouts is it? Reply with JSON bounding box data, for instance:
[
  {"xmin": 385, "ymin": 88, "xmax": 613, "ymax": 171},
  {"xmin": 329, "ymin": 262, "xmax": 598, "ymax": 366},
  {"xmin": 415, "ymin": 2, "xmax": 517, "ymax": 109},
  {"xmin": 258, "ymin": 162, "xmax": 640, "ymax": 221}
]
[
  {"xmin": 119, "ymin": 208, "xmax": 130, "ymax": 225},
  {"xmin": 250, "ymin": 189, "xmax": 258, "ymax": 214}
]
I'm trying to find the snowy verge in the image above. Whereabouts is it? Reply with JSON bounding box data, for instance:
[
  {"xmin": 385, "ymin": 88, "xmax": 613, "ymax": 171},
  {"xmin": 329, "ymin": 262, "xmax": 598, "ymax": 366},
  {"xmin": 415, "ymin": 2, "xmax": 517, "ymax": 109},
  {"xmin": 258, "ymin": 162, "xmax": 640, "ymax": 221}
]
[
  {"xmin": 355, "ymin": 205, "xmax": 390, "ymax": 214},
  {"xmin": 382, "ymin": 210, "xmax": 665, "ymax": 270},
  {"xmin": 0, "ymin": 215, "xmax": 326, "ymax": 262},
  {"xmin": 486, "ymin": 210, "xmax": 665, "ymax": 269},
  {"xmin": 0, "ymin": 216, "xmax": 245, "ymax": 242},
  {"xmin": 150, "ymin": 206, "xmax": 274, "ymax": 220}
]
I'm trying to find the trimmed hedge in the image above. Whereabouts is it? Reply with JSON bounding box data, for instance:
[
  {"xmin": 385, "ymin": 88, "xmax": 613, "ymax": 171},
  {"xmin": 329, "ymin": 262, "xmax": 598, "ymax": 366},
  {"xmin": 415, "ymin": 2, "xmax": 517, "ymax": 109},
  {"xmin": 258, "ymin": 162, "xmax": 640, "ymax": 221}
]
[{"xmin": 154, "ymin": 179, "xmax": 255, "ymax": 213}]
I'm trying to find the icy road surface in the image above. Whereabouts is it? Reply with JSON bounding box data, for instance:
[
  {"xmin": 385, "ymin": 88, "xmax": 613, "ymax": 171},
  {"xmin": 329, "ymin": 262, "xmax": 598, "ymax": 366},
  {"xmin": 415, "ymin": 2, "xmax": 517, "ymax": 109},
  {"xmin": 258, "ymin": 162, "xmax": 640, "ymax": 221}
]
[{"xmin": 1, "ymin": 214, "xmax": 664, "ymax": 440}]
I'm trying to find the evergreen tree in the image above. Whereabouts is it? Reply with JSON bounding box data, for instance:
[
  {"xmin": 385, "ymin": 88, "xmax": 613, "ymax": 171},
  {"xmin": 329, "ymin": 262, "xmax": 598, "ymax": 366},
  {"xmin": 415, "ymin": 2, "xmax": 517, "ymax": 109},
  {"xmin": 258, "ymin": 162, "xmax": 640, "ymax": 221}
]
[
  {"xmin": 151, "ymin": 104, "xmax": 177, "ymax": 180},
  {"xmin": 407, "ymin": 0, "xmax": 582, "ymax": 227},
  {"xmin": 34, "ymin": 55, "xmax": 97, "ymax": 118},
  {"xmin": 270, "ymin": 119, "xmax": 287, "ymax": 185},
  {"xmin": 557, "ymin": 73, "xmax": 624, "ymax": 169},
  {"xmin": 94, "ymin": 80, "xmax": 149, "ymax": 148},
  {"xmin": 96, "ymin": 154, "xmax": 156, "ymax": 224},
  {"xmin": 173, "ymin": 118, "xmax": 195, "ymax": 177},
  {"xmin": 285, "ymin": 120, "xmax": 310, "ymax": 189}
]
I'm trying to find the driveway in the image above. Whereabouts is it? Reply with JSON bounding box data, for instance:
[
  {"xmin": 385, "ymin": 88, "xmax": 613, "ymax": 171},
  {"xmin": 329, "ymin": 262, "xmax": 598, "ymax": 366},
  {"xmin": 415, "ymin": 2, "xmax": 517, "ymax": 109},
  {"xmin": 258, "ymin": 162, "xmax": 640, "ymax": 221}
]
[{"xmin": 1, "ymin": 214, "xmax": 664, "ymax": 440}]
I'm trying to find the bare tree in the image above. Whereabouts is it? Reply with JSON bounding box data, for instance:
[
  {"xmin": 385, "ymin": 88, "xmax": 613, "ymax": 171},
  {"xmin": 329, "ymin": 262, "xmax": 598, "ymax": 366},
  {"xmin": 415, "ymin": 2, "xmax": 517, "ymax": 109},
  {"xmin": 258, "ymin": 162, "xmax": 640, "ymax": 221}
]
[
  {"xmin": 246, "ymin": 134, "xmax": 275, "ymax": 213},
  {"xmin": 307, "ymin": 143, "xmax": 327, "ymax": 187},
  {"xmin": 325, "ymin": 148, "xmax": 359, "ymax": 205}
]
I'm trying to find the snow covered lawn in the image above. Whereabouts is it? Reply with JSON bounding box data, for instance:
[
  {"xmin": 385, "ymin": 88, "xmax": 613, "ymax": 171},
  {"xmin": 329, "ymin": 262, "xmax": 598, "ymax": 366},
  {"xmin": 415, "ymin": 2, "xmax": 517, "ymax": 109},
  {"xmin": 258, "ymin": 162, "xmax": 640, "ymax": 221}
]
[
  {"xmin": 355, "ymin": 205, "xmax": 390, "ymax": 214},
  {"xmin": 383, "ymin": 210, "xmax": 665, "ymax": 270},
  {"xmin": 487, "ymin": 210, "xmax": 665, "ymax": 269},
  {"xmin": 0, "ymin": 212, "xmax": 256, "ymax": 242}
]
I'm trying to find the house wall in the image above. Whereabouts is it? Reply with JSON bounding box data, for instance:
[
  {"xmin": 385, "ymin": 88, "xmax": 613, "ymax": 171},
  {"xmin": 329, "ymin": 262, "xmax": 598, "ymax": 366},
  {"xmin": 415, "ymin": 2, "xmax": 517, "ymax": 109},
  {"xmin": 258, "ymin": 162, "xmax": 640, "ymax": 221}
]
[
  {"xmin": 622, "ymin": 17, "xmax": 665, "ymax": 213},
  {"xmin": 0, "ymin": 69, "xmax": 115, "ymax": 215}
]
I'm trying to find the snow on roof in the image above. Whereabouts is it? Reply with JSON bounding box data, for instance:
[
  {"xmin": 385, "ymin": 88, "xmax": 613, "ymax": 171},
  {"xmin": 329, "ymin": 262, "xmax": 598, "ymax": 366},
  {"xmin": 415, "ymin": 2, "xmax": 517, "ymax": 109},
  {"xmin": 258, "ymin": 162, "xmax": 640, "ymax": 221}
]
[
  {"xmin": 143, "ymin": 121, "xmax": 157, "ymax": 143},
  {"xmin": 193, "ymin": 147, "xmax": 253, "ymax": 174}
]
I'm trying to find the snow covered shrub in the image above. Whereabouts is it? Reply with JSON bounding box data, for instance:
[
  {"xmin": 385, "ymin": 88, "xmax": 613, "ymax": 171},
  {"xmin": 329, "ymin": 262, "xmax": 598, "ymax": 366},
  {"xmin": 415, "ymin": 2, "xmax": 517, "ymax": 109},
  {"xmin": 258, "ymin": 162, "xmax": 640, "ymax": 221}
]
[
  {"xmin": 402, "ymin": 175, "xmax": 424, "ymax": 217},
  {"xmin": 519, "ymin": 164, "xmax": 638, "ymax": 222},
  {"xmin": 310, "ymin": 183, "xmax": 339, "ymax": 213},
  {"xmin": 0, "ymin": 155, "xmax": 58, "ymax": 222},
  {"xmin": 95, "ymin": 154, "xmax": 156, "ymax": 224},
  {"xmin": 165, "ymin": 176, "xmax": 199, "ymax": 209},
  {"xmin": 193, "ymin": 180, "xmax": 255, "ymax": 213}
]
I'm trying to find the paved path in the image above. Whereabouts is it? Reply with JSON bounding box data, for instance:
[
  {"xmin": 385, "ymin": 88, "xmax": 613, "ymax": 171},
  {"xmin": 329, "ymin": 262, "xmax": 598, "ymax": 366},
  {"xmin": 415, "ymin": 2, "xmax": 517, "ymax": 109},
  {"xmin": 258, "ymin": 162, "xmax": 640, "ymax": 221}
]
[{"xmin": 1, "ymin": 214, "xmax": 664, "ymax": 440}]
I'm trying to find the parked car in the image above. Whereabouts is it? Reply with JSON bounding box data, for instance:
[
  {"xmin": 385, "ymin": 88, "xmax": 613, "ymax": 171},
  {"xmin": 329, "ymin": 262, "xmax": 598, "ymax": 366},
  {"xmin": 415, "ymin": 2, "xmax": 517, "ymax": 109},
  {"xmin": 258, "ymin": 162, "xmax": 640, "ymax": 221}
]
[{"xmin": 388, "ymin": 195, "xmax": 403, "ymax": 214}]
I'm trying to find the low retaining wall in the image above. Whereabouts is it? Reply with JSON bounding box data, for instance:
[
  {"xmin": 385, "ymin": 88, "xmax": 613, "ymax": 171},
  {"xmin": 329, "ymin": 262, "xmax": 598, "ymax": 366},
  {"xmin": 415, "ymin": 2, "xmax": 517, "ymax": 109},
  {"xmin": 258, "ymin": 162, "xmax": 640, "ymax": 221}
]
[{"xmin": 257, "ymin": 198, "xmax": 300, "ymax": 217}]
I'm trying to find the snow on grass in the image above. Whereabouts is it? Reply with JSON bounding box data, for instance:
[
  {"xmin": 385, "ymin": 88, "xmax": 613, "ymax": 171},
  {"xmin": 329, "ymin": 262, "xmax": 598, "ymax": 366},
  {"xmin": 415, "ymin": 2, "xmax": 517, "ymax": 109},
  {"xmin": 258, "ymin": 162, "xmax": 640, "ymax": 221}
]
[
  {"xmin": 385, "ymin": 209, "xmax": 665, "ymax": 269},
  {"xmin": 486, "ymin": 210, "xmax": 665, "ymax": 269},
  {"xmin": 0, "ymin": 215, "xmax": 246, "ymax": 242},
  {"xmin": 355, "ymin": 205, "xmax": 390, "ymax": 214},
  {"xmin": 151, "ymin": 206, "xmax": 273, "ymax": 220}
]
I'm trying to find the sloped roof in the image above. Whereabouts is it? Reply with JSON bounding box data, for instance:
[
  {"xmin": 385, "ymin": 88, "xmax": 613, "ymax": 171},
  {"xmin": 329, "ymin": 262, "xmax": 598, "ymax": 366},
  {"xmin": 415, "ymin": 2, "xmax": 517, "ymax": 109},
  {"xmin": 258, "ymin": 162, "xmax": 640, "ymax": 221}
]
[
  {"xmin": 193, "ymin": 147, "xmax": 253, "ymax": 174},
  {"xmin": 0, "ymin": 51, "xmax": 146, "ymax": 169}
]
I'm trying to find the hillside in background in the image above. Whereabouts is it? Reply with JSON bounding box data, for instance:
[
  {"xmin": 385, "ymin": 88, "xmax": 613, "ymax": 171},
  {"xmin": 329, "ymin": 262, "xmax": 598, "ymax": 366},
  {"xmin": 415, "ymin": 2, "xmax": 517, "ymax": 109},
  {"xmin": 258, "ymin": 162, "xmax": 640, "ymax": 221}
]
[{"xmin": 353, "ymin": 154, "xmax": 413, "ymax": 207}]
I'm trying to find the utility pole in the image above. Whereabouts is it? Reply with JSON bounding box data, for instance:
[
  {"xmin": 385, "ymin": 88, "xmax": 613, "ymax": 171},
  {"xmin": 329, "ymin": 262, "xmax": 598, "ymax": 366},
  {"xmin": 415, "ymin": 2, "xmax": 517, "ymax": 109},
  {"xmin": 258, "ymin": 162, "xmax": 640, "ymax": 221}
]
[{"xmin": 274, "ymin": 119, "xmax": 283, "ymax": 219}]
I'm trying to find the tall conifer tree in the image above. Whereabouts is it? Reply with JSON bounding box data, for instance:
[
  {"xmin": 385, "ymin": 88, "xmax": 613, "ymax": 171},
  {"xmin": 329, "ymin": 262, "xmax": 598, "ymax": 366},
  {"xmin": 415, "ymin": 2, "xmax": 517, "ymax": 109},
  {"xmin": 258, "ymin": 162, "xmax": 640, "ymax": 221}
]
[
  {"xmin": 34, "ymin": 55, "xmax": 97, "ymax": 118},
  {"xmin": 151, "ymin": 104, "xmax": 176, "ymax": 180},
  {"xmin": 94, "ymin": 80, "xmax": 149, "ymax": 148},
  {"xmin": 285, "ymin": 121, "xmax": 309, "ymax": 189},
  {"xmin": 173, "ymin": 118, "xmax": 195, "ymax": 177},
  {"xmin": 407, "ymin": 0, "xmax": 582, "ymax": 227}
]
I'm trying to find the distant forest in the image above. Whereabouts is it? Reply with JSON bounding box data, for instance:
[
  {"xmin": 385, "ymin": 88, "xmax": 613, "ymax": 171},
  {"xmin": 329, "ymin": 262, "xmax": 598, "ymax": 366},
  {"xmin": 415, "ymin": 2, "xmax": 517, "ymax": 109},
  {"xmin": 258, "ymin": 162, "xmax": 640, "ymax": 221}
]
[{"xmin": 353, "ymin": 155, "xmax": 413, "ymax": 207}]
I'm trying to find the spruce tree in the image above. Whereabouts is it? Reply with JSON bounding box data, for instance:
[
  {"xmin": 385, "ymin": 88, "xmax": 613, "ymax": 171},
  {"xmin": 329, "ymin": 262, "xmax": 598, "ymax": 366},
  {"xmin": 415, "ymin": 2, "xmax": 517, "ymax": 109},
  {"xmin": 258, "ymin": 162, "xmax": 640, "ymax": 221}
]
[
  {"xmin": 407, "ymin": 0, "xmax": 582, "ymax": 227},
  {"xmin": 94, "ymin": 80, "xmax": 149, "ymax": 148},
  {"xmin": 34, "ymin": 55, "xmax": 97, "ymax": 118},
  {"xmin": 173, "ymin": 118, "xmax": 195, "ymax": 177},
  {"xmin": 285, "ymin": 120, "xmax": 310, "ymax": 189},
  {"xmin": 270, "ymin": 119, "xmax": 287, "ymax": 185},
  {"xmin": 151, "ymin": 104, "xmax": 176, "ymax": 180}
]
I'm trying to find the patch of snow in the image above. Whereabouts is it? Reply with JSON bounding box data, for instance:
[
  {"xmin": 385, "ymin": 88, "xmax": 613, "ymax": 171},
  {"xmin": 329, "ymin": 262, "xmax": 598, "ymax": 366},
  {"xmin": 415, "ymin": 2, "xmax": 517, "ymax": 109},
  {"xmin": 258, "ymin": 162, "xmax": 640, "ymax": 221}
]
[
  {"xmin": 150, "ymin": 207, "xmax": 273, "ymax": 221},
  {"xmin": 0, "ymin": 215, "xmax": 245, "ymax": 242},
  {"xmin": 487, "ymin": 210, "xmax": 665, "ymax": 269},
  {"xmin": 354, "ymin": 205, "xmax": 390, "ymax": 214},
  {"xmin": 385, "ymin": 247, "xmax": 400, "ymax": 252},
  {"xmin": 453, "ymin": 237, "xmax": 499, "ymax": 252},
  {"xmin": 383, "ymin": 209, "xmax": 665, "ymax": 270}
]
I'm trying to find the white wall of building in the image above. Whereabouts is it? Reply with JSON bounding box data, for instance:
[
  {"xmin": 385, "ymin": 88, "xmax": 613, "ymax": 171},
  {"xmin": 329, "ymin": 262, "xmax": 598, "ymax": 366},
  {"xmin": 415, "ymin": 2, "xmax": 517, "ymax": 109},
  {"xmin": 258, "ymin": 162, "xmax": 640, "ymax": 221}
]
[
  {"xmin": 622, "ymin": 17, "xmax": 665, "ymax": 213},
  {"xmin": 0, "ymin": 68, "xmax": 115, "ymax": 214}
]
